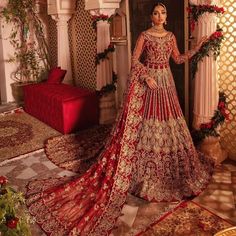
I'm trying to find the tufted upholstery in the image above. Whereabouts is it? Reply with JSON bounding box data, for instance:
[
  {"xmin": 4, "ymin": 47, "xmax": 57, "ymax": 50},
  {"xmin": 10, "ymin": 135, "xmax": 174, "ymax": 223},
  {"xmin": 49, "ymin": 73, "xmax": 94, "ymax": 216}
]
[{"xmin": 23, "ymin": 83, "xmax": 99, "ymax": 134}]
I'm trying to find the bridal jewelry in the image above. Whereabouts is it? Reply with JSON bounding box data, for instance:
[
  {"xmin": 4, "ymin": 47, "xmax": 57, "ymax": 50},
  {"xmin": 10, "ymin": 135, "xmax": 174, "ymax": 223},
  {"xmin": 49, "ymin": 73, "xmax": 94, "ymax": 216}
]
[{"xmin": 152, "ymin": 26, "xmax": 166, "ymax": 33}]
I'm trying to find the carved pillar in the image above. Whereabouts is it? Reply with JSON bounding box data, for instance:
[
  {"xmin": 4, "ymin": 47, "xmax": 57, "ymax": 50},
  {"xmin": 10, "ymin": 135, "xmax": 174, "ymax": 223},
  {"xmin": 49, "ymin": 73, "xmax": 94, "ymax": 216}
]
[
  {"xmin": 113, "ymin": 40, "xmax": 129, "ymax": 107},
  {"xmin": 191, "ymin": 0, "xmax": 219, "ymax": 128},
  {"xmin": 96, "ymin": 19, "xmax": 113, "ymax": 90},
  {"xmin": 85, "ymin": 0, "xmax": 121, "ymax": 124},
  {"xmin": 47, "ymin": 0, "xmax": 76, "ymax": 84},
  {"xmin": 111, "ymin": 9, "xmax": 129, "ymax": 107},
  {"xmin": 189, "ymin": 0, "xmax": 227, "ymax": 164}
]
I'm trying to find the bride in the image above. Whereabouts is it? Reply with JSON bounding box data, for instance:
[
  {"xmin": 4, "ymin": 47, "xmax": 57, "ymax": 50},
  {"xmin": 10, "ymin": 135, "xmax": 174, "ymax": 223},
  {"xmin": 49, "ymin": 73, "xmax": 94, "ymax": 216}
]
[{"xmin": 26, "ymin": 2, "xmax": 214, "ymax": 235}]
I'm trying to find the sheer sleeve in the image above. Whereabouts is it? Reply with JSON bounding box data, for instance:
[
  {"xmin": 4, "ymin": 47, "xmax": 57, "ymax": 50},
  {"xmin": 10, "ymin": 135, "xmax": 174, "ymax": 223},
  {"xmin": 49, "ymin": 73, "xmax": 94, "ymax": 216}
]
[
  {"xmin": 171, "ymin": 34, "xmax": 197, "ymax": 64},
  {"xmin": 131, "ymin": 32, "xmax": 149, "ymax": 82}
]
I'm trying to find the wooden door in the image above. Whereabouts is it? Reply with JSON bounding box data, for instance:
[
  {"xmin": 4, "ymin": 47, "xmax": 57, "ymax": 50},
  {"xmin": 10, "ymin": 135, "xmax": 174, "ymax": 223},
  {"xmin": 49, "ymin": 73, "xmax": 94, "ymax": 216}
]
[{"xmin": 129, "ymin": 0, "xmax": 186, "ymax": 112}]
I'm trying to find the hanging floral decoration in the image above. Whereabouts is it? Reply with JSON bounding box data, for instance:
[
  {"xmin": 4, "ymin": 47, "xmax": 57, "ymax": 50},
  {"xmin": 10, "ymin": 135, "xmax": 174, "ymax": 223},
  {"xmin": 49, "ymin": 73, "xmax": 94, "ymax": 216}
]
[
  {"xmin": 98, "ymin": 72, "xmax": 118, "ymax": 96},
  {"xmin": 187, "ymin": 4, "xmax": 225, "ymax": 32},
  {"xmin": 190, "ymin": 27, "xmax": 224, "ymax": 79},
  {"xmin": 191, "ymin": 92, "xmax": 229, "ymax": 144},
  {"xmin": 0, "ymin": 176, "xmax": 32, "ymax": 236},
  {"xmin": 92, "ymin": 14, "xmax": 116, "ymax": 94},
  {"xmin": 91, "ymin": 14, "xmax": 113, "ymax": 29},
  {"xmin": 95, "ymin": 43, "xmax": 115, "ymax": 65}
]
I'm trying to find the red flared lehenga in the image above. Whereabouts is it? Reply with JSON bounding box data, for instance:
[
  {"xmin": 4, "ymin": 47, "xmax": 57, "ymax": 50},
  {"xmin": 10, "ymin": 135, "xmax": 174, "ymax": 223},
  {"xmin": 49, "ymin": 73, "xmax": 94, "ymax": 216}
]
[{"xmin": 26, "ymin": 31, "xmax": 214, "ymax": 236}]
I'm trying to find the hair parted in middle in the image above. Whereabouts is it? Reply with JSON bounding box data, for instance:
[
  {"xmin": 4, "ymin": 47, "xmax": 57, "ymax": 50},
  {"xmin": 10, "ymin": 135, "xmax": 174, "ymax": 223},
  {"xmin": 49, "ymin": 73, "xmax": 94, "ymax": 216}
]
[{"xmin": 150, "ymin": 2, "xmax": 167, "ymax": 15}]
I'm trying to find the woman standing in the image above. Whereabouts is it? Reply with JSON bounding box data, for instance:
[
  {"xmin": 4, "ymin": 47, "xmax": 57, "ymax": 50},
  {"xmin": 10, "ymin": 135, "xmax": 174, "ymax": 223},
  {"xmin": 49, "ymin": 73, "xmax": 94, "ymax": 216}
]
[{"xmin": 26, "ymin": 2, "xmax": 214, "ymax": 235}]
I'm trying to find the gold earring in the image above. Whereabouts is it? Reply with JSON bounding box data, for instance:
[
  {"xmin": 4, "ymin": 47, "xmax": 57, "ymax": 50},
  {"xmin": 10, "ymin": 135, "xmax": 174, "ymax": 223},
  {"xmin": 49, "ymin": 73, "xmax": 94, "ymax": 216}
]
[{"xmin": 165, "ymin": 20, "xmax": 167, "ymax": 25}]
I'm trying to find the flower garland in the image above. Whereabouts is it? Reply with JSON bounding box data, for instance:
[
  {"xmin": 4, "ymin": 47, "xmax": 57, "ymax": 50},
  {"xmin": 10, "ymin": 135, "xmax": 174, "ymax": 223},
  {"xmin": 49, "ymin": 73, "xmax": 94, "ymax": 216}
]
[
  {"xmin": 0, "ymin": 176, "xmax": 31, "ymax": 235},
  {"xmin": 187, "ymin": 4, "xmax": 225, "ymax": 32},
  {"xmin": 91, "ymin": 14, "xmax": 112, "ymax": 29},
  {"xmin": 98, "ymin": 71, "xmax": 117, "ymax": 96},
  {"xmin": 95, "ymin": 43, "xmax": 115, "ymax": 65},
  {"xmin": 191, "ymin": 92, "xmax": 229, "ymax": 144},
  {"xmin": 92, "ymin": 14, "xmax": 116, "ymax": 95},
  {"xmin": 190, "ymin": 27, "xmax": 224, "ymax": 79}
]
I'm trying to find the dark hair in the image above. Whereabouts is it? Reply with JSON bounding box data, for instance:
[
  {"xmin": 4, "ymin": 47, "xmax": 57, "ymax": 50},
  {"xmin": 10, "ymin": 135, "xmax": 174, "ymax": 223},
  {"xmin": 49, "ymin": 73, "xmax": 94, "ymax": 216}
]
[{"xmin": 150, "ymin": 2, "xmax": 167, "ymax": 15}]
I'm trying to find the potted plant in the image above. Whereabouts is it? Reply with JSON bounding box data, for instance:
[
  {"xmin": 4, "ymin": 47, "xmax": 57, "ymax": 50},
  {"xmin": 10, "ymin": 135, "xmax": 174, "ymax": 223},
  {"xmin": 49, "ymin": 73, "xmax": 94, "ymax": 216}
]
[{"xmin": 0, "ymin": 0, "xmax": 51, "ymax": 104}]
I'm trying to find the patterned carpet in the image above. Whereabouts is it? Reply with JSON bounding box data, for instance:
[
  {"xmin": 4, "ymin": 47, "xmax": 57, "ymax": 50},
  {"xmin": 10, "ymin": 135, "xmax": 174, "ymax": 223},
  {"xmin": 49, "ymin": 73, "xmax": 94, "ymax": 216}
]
[
  {"xmin": 140, "ymin": 201, "xmax": 233, "ymax": 236},
  {"xmin": 45, "ymin": 124, "xmax": 112, "ymax": 173},
  {"xmin": 0, "ymin": 109, "xmax": 60, "ymax": 162}
]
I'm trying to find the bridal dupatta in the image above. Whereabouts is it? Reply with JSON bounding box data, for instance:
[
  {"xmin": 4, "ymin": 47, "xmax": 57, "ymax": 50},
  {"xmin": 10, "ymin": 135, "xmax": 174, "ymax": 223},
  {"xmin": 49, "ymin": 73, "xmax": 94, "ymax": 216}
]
[{"xmin": 26, "ymin": 59, "xmax": 147, "ymax": 236}]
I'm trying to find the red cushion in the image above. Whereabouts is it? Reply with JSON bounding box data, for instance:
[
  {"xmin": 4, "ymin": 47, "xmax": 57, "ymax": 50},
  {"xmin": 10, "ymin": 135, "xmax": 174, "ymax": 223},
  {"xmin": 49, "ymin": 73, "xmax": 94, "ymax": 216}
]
[{"xmin": 46, "ymin": 67, "xmax": 66, "ymax": 84}]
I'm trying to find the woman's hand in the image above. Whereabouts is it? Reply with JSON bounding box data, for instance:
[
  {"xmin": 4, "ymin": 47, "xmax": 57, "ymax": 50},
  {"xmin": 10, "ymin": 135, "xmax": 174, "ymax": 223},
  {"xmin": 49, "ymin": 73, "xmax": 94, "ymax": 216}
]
[
  {"xmin": 196, "ymin": 36, "xmax": 208, "ymax": 51},
  {"xmin": 145, "ymin": 77, "xmax": 158, "ymax": 89}
]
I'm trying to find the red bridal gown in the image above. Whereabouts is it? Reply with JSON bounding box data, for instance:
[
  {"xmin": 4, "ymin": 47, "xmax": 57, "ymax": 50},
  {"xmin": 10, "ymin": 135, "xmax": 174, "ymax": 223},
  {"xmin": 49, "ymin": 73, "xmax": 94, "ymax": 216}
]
[{"xmin": 26, "ymin": 31, "xmax": 214, "ymax": 236}]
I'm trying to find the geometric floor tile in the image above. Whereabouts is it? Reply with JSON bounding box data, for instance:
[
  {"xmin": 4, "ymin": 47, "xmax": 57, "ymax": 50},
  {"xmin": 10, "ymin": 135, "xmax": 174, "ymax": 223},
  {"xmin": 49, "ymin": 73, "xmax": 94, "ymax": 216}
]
[
  {"xmin": 21, "ymin": 155, "xmax": 41, "ymax": 167},
  {"xmin": 0, "ymin": 165, "xmax": 17, "ymax": 175},
  {"xmin": 16, "ymin": 167, "xmax": 38, "ymax": 179},
  {"xmin": 120, "ymin": 204, "xmax": 139, "ymax": 227},
  {"xmin": 1, "ymin": 148, "xmax": 236, "ymax": 235}
]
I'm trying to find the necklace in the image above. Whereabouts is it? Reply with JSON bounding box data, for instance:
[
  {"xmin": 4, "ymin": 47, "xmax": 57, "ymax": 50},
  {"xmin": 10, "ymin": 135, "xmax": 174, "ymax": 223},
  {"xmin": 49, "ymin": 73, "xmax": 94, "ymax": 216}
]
[{"xmin": 152, "ymin": 27, "xmax": 166, "ymax": 33}]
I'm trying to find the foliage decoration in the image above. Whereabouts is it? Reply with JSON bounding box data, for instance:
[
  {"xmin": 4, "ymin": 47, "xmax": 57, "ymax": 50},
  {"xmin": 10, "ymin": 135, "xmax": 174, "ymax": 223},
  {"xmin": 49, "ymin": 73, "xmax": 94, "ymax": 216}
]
[
  {"xmin": 91, "ymin": 14, "xmax": 113, "ymax": 29},
  {"xmin": 190, "ymin": 27, "xmax": 224, "ymax": 79},
  {"xmin": 0, "ymin": 176, "xmax": 32, "ymax": 236},
  {"xmin": 92, "ymin": 14, "xmax": 116, "ymax": 95},
  {"xmin": 0, "ymin": 0, "xmax": 51, "ymax": 83},
  {"xmin": 98, "ymin": 72, "xmax": 117, "ymax": 96},
  {"xmin": 95, "ymin": 43, "xmax": 115, "ymax": 65},
  {"xmin": 191, "ymin": 92, "xmax": 229, "ymax": 144},
  {"xmin": 187, "ymin": 4, "xmax": 225, "ymax": 31}
]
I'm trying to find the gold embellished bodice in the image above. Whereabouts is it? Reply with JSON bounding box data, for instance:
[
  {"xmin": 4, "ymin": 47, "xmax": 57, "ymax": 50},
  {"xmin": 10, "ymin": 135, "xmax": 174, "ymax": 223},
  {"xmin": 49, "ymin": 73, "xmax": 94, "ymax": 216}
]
[
  {"xmin": 142, "ymin": 32, "xmax": 173, "ymax": 68},
  {"xmin": 131, "ymin": 31, "xmax": 196, "ymax": 79}
]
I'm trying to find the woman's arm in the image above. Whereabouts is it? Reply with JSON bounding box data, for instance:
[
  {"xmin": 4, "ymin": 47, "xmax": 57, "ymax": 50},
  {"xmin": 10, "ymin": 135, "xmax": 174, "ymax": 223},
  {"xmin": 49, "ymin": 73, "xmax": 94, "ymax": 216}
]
[
  {"xmin": 131, "ymin": 33, "xmax": 148, "ymax": 78},
  {"xmin": 131, "ymin": 33, "xmax": 158, "ymax": 89},
  {"xmin": 171, "ymin": 34, "xmax": 206, "ymax": 64}
]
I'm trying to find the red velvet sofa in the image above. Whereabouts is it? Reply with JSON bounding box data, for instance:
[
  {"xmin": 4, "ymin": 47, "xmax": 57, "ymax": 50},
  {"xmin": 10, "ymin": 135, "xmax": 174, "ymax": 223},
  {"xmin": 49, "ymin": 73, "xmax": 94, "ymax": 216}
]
[{"xmin": 23, "ymin": 83, "xmax": 99, "ymax": 134}]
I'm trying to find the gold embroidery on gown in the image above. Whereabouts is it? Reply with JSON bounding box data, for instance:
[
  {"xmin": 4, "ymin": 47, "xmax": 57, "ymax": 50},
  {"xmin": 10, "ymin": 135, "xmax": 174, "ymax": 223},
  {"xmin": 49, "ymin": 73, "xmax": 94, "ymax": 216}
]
[{"xmin": 25, "ymin": 31, "xmax": 214, "ymax": 235}]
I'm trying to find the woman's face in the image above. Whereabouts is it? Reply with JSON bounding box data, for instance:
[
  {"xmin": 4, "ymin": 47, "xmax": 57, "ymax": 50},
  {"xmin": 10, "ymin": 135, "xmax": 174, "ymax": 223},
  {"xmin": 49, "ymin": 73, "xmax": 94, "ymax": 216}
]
[{"xmin": 151, "ymin": 5, "xmax": 167, "ymax": 26}]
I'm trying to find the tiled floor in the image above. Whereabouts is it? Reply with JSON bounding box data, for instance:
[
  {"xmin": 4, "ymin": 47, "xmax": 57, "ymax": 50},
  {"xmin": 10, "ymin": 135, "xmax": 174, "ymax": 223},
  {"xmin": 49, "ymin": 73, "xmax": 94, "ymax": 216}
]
[
  {"xmin": 1, "ymin": 148, "xmax": 236, "ymax": 235},
  {"xmin": 0, "ymin": 102, "xmax": 236, "ymax": 235}
]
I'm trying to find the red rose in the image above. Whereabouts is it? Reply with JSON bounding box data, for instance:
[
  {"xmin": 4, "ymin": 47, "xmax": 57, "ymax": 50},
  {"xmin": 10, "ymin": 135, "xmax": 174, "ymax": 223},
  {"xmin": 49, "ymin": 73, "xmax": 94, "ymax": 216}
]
[
  {"xmin": 218, "ymin": 31, "xmax": 223, "ymax": 37},
  {"xmin": 215, "ymin": 31, "xmax": 223, "ymax": 38},
  {"xmin": 100, "ymin": 14, "xmax": 108, "ymax": 20},
  {"xmin": 218, "ymin": 101, "xmax": 225, "ymax": 109},
  {"xmin": 0, "ymin": 176, "xmax": 8, "ymax": 185},
  {"xmin": 186, "ymin": 7, "xmax": 192, "ymax": 14},
  {"xmin": 206, "ymin": 123, "xmax": 212, "ymax": 129},
  {"xmin": 200, "ymin": 123, "xmax": 207, "ymax": 129},
  {"xmin": 225, "ymin": 113, "xmax": 230, "ymax": 121},
  {"xmin": 210, "ymin": 31, "xmax": 222, "ymax": 40},
  {"xmin": 220, "ymin": 7, "xmax": 225, "ymax": 13},
  {"xmin": 108, "ymin": 43, "xmax": 114, "ymax": 49},
  {"xmin": 210, "ymin": 120, "xmax": 215, "ymax": 126},
  {"xmin": 6, "ymin": 217, "xmax": 19, "ymax": 229},
  {"xmin": 190, "ymin": 20, "xmax": 195, "ymax": 32}
]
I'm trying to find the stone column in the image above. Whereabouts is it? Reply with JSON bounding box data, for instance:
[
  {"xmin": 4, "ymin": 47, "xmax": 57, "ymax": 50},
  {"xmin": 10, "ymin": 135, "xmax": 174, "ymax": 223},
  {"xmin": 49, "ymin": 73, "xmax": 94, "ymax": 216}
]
[
  {"xmin": 189, "ymin": 0, "xmax": 227, "ymax": 164},
  {"xmin": 113, "ymin": 40, "xmax": 129, "ymax": 107},
  {"xmin": 51, "ymin": 14, "xmax": 73, "ymax": 84},
  {"xmin": 85, "ymin": 1, "xmax": 121, "ymax": 124},
  {"xmin": 47, "ymin": 0, "xmax": 76, "ymax": 85},
  {"xmin": 96, "ymin": 19, "xmax": 113, "ymax": 90},
  {"xmin": 191, "ymin": 0, "xmax": 219, "ymax": 128},
  {"xmin": 94, "ymin": 13, "xmax": 117, "ymax": 124}
]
